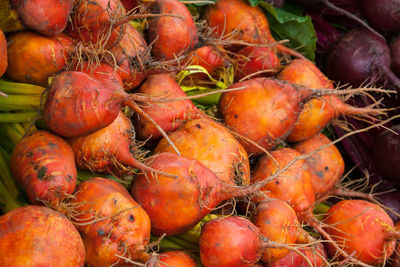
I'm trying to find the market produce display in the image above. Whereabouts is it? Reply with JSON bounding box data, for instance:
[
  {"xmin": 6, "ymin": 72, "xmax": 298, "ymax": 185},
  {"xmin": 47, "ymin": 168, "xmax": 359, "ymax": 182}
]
[{"xmin": 1, "ymin": 0, "xmax": 400, "ymax": 266}]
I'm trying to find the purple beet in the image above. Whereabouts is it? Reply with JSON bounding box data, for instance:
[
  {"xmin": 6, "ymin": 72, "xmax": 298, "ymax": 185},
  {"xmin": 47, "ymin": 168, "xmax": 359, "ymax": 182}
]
[
  {"xmin": 391, "ymin": 35, "xmax": 400, "ymax": 77},
  {"xmin": 372, "ymin": 125, "xmax": 400, "ymax": 186},
  {"xmin": 376, "ymin": 190, "xmax": 400, "ymax": 223},
  {"xmin": 359, "ymin": 0, "xmax": 400, "ymax": 32},
  {"xmin": 325, "ymin": 28, "xmax": 400, "ymax": 90}
]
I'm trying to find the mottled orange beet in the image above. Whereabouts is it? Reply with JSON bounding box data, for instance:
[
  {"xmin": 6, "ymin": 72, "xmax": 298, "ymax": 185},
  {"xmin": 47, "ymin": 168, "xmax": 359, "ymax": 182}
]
[
  {"xmin": 111, "ymin": 23, "xmax": 148, "ymax": 91},
  {"xmin": 10, "ymin": 130, "xmax": 77, "ymax": 206},
  {"xmin": 293, "ymin": 133, "xmax": 345, "ymax": 198},
  {"xmin": 251, "ymin": 199, "xmax": 303, "ymax": 263},
  {"xmin": 251, "ymin": 148, "xmax": 315, "ymax": 214},
  {"xmin": 0, "ymin": 205, "xmax": 85, "ymax": 267},
  {"xmin": 70, "ymin": 177, "xmax": 151, "ymax": 266}
]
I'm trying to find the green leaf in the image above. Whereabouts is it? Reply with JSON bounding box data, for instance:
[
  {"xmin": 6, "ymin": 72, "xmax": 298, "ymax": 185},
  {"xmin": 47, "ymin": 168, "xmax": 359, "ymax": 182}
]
[
  {"xmin": 259, "ymin": 2, "xmax": 317, "ymax": 61},
  {"xmin": 248, "ymin": 0, "xmax": 262, "ymax": 6}
]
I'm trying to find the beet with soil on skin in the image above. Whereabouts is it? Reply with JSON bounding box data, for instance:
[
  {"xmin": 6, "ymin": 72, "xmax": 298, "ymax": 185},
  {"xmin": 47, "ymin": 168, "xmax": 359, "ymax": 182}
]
[
  {"xmin": 325, "ymin": 28, "xmax": 400, "ymax": 90},
  {"xmin": 110, "ymin": 23, "xmax": 148, "ymax": 91},
  {"xmin": 10, "ymin": 130, "xmax": 77, "ymax": 207},
  {"xmin": 69, "ymin": 177, "xmax": 151, "ymax": 266}
]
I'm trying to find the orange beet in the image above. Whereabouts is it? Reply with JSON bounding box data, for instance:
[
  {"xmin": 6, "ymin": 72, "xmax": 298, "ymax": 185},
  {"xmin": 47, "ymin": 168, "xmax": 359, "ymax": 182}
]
[
  {"xmin": 185, "ymin": 45, "xmax": 225, "ymax": 75},
  {"xmin": 6, "ymin": 31, "xmax": 73, "ymax": 86},
  {"xmin": 157, "ymin": 251, "xmax": 197, "ymax": 266},
  {"xmin": 203, "ymin": 0, "xmax": 305, "ymax": 59},
  {"xmin": 278, "ymin": 59, "xmax": 378, "ymax": 142},
  {"xmin": 251, "ymin": 199, "xmax": 303, "ymax": 263},
  {"xmin": 70, "ymin": 177, "xmax": 151, "ymax": 266},
  {"xmin": 148, "ymin": 0, "xmax": 198, "ymax": 60},
  {"xmin": 111, "ymin": 23, "xmax": 148, "ymax": 91},
  {"xmin": 67, "ymin": 0, "xmax": 127, "ymax": 48},
  {"xmin": 0, "ymin": 29, "xmax": 7, "ymax": 77},
  {"xmin": 267, "ymin": 243, "xmax": 327, "ymax": 267},
  {"xmin": 251, "ymin": 148, "xmax": 315, "ymax": 215},
  {"xmin": 293, "ymin": 133, "xmax": 345, "ymax": 198},
  {"xmin": 11, "ymin": 0, "xmax": 73, "ymax": 36},
  {"xmin": 325, "ymin": 200, "xmax": 397, "ymax": 265},
  {"xmin": 0, "ymin": 205, "xmax": 85, "ymax": 267},
  {"xmin": 10, "ymin": 130, "xmax": 77, "ymax": 206},
  {"xmin": 68, "ymin": 111, "xmax": 151, "ymax": 176},
  {"xmin": 154, "ymin": 117, "xmax": 250, "ymax": 186},
  {"xmin": 219, "ymin": 78, "xmax": 313, "ymax": 155},
  {"xmin": 131, "ymin": 153, "xmax": 258, "ymax": 236},
  {"xmin": 132, "ymin": 74, "xmax": 199, "ymax": 141},
  {"xmin": 204, "ymin": 0, "xmax": 274, "ymax": 48}
]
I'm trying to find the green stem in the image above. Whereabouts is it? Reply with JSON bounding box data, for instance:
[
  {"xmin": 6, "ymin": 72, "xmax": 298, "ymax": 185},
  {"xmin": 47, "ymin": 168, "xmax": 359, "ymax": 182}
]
[
  {"xmin": 166, "ymin": 236, "xmax": 199, "ymax": 250},
  {"xmin": 150, "ymin": 235, "xmax": 186, "ymax": 250},
  {"xmin": 0, "ymin": 111, "xmax": 39, "ymax": 123},
  {"xmin": 0, "ymin": 146, "xmax": 20, "ymax": 198},
  {"xmin": 0, "ymin": 178, "xmax": 21, "ymax": 213},
  {"xmin": 0, "ymin": 95, "xmax": 42, "ymax": 110},
  {"xmin": 0, "ymin": 79, "xmax": 46, "ymax": 95},
  {"xmin": 0, "ymin": 123, "xmax": 23, "ymax": 146}
]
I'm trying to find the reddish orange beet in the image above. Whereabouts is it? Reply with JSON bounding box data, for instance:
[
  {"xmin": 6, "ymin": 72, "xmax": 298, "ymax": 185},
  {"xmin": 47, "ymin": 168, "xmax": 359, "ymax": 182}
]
[
  {"xmin": 0, "ymin": 29, "xmax": 7, "ymax": 77},
  {"xmin": 268, "ymin": 243, "xmax": 327, "ymax": 267},
  {"xmin": 6, "ymin": 31, "xmax": 73, "ymax": 86},
  {"xmin": 131, "ymin": 153, "xmax": 258, "ymax": 236},
  {"xmin": 154, "ymin": 118, "xmax": 250, "ymax": 186},
  {"xmin": 132, "ymin": 74, "xmax": 199, "ymax": 141},
  {"xmin": 148, "ymin": 0, "xmax": 198, "ymax": 60},
  {"xmin": 67, "ymin": 0, "xmax": 127, "ymax": 48},
  {"xmin": 10, "ymin": 131, "xmax": 77, "ymax": 206},
  {"xmin": 111, "ymin": 23, "xmax": 148, "ymax": 91},
  {"xmin": 293, "ymin": 133, "xmax": 345, "ymax": 198},
  {"xmin": 325, "ymin": 200, "xmax": 397, "ymax": 265},
  {"xmin": 278, "ymin": 59, "xmax": 378, "ymax": 142},
  {"xmin": 70, "ymin": 177, "xmax": 151, "ymax": 266},
  {"xmin": 157, "ymin": 251, "xmax": 197, "ymax": 266},
  {"xmin": 0, "ymin": 205, "xmax": 85, "ymax": 267},
  {"xmin": 185, "ymin": 45, "xmax": 225, "ymax": 74},
  {"xmin": 251, "ymin": 148, "xmax": 315, "ymax": 215},
  {"xmin": 251, "ymin": 199, "xmax": 303, "ymax": 263},
  {"xmin": 235, "ymin": 46, "xmax": 280, "ymax": 81},
  {"xmin": 11, "ymin": 0, "xmax": 73, "ymax": 36}
]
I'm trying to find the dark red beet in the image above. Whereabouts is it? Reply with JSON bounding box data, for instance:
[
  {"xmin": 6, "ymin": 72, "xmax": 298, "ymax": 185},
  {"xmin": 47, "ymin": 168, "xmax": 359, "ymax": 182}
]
[
  {"xmin": 372, "ymin": 124, "xmax": 400, "ymax": 185},
  {"xmin": 391, "ymin": 35, "xmax": 400, "ymax": 77},
  {"xmin": 360, "ymin": 0, "xmax": 400, "ymax": 32},
  {"xmin": 325, "ymin": 28, "xmax": 400, "ymax": 90}
]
